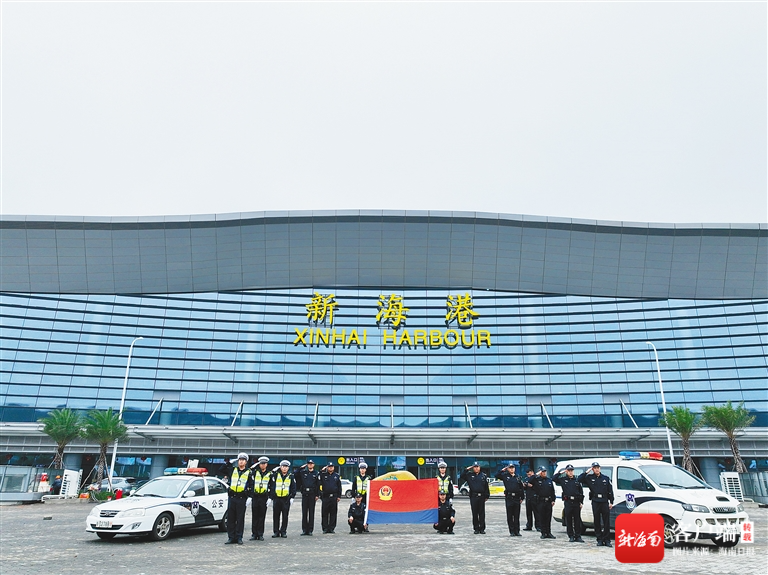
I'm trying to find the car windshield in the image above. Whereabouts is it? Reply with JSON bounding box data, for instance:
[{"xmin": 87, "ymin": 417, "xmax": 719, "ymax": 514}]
[
  {"xmin": 132, "ymin": 478, "xmax": 189, "ymax": 498},
  {"xmin": 640, "ymin": 465, "xmax": 710, "ymax": 490}
]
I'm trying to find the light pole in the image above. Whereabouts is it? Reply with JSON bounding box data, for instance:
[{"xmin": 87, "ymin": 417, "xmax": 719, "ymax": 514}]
[
  {"xmin": 646, "ymin": 341, "xmax": 676, "ymax": 466},
  {"xmin": 108, "ymin": 336, "xmax": 144, "ymax": 488}
]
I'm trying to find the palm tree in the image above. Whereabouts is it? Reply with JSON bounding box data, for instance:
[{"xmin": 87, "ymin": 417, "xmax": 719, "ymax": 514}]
[
  {"xmin": 702, "ymin": 402, "xmax": 756, "ymax": 473},
  {"xmin": 659, "ymin": 406, "xmax": 702, "ymax": 473},
  {"xmin": 39, "ymin": 408, "xmax": 83, "ymax": 469},
  {"xmin": 81, "ymin": 408, "xmax": 128, "ymax": 486}
]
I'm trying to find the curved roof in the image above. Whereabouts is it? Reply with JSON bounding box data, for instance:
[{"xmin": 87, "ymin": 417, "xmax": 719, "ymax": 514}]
[{"xmin": 1, "ymin": 211, "xmax": 765, "ymax": 298}]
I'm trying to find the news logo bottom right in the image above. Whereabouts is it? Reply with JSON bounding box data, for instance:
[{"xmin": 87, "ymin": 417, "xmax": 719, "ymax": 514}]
[{"xmin": 615, "ymin": 513, "xmax": 665, "ymax": 563}]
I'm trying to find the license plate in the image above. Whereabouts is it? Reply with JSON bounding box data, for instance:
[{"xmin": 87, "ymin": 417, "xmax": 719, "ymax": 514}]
[
  {"xmin": 96, "ymin": 520, "xmax": 112, "ymax": 528},
  {"xmin": 723, "ymin": 526, "xmax": 739, "ymax": 534}
]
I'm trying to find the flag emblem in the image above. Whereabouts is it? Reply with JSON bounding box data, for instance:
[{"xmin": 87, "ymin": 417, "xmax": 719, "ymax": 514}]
[{"xmin": 379, "ymin": 485, "xmax": 393, "ymax": 501}]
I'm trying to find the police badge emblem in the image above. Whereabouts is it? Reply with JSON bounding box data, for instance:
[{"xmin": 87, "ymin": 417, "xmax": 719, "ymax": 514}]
[
  {"xmin": 626, "ymin": 493, "xmax": 636, "ymax": 510},
  {"xmin": 191, "ymin": 501, "xmax": 200, "ymax": 516}
]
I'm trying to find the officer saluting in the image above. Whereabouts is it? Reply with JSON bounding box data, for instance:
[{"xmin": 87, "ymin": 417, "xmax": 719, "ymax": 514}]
[
  {"xmin": 532, "ymin": 466, "xmax": 556, "ymax": 539},
  {"xmin": 459, "ymin": 462, "xmax": 490, "ymax": 534},
  {"xmin": 249, "ymin": 456, "xmax": 271, "ymax": 541},
  {"xmin": 495, "ymin": 463, "xmax": 525, "ymax": 536},
  {"xmin": 268, "ymin": 460, "xmax": 296, "ymax": 538},
  {"xmin": 225, "ymin": 452, "xmax": 252, "ymax": 545},
  {"xmin": 523, "ymin": 468, "xmax": 538, "ymax": 531},
  {"xmin": 578, "ymin": 461, "xmax": 614, "ymax": 547},
  {"xmin": 436, "ymin": 461, "xmax": 454, "ymax": 502},
  {"xmin": 319, "ymin": 461, "xmax": 342, "ymax": 534},
  {"xmin": 295, "ymin": 459, "xmax": 320, "ymax": 535},
  {"xmin": 553, "ymin": 464, "xmax": 585, "ymax": 542},
  {"xmin": 433, "ymin": 490, "xmax": 456, "ymax": 534}
]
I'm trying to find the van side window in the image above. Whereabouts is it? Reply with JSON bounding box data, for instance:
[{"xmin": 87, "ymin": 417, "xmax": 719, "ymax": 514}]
[{"xmin": 617, "ymin": 467, "xmax": 653, "ymax": 492}]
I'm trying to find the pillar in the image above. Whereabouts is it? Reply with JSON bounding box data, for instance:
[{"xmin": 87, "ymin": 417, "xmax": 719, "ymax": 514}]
[
  {"xmin": 149, "ymin": 455, "xmax": 169, "ymax": 479},
  {"xmin": 62, "ymin": 453, "xmax": 82, "ymax": 471},
  {"xmin": 699, "ymin": 458, "xmax": 721, "ymax": 489}
]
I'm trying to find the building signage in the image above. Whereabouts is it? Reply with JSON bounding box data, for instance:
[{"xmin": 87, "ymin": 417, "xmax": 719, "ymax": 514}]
[{"xmin": 293, "ymin": 292, "xmax": 492, "ymax": 350}]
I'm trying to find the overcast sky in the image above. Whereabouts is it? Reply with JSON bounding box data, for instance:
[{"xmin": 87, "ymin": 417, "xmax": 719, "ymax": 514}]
[{"xmin": 2, "ymin": 1, "xmax": 766, "ymax": 223}]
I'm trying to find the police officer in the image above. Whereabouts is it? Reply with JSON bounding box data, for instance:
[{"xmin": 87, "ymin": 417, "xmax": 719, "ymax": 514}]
[
  {"xmin": 319, "ymin": 461, "xmax": 342, "ymax": 534},
  {"xmin": 495, "ymin": 463, "xmax": 525, "ymax": 536},
  {"xmin": 532, "ymin": 466, "xmax": 556, "ymax": 539},
  {"xmin": 225, "ymin": 452, "xmax": 252, "ymax": 544},
  {"xmin": 459, "ymin": 462, "xmax": 490, "ymax": 534},
  {"xmin": 436, "ymin": 461, "xmax": 454, "ymax": 502},
  {"xmin": 578, "ymin": 461, "xmax": 614, "ymax": 547},
  {"xmin": 523, "ymin": 468, "xmax": 539, "ymax": 531},
  {"xmin": 268, "ymin": 460, "xmax": 296, "ymax": 538},
  {"xmin": 295, "ymin": 459, "xmax": 320, "ymax": 535},
  {"xmin": 347, "ymin": 492, "xmax": 367, "ymax": 533},
  {"xmin": 554, "ymin": 464, "xmax": 585, "ymax": 542},
  {"xmin": 353, "ymin": 462, "xmax": 371, "ymax": 499},
  {"xmin": 433, "ymin": 490, "xmax": 456, "ymax": 534},
  {"xmin": 249, "ymin": 456, "xmax": 271, "ymax": 541}
]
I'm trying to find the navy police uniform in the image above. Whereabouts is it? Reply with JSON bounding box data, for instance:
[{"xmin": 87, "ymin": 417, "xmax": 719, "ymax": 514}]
[
  {"xmin": 319, "ymin": 463, "xmax": 342, "ymax": 533},
  {"xmin": 523, "ymin": 471, "xmax": 539, "ymax": 531},
  {"xmin": 433, "ymin": 496, "xmax": 456, "ymax": 534},
  {"xmin": 532, "ymin": 467, "xmax": 556, "ymax": 539},
  {"xmin": 578, "ymin": 463, "xmax": 614, "ymax": 547},
  {"xmin": 495, "ymin": 466, "xmax": 525, "ymax": 536},
  {"xmin": 459, "ymin": 463, "xmax": 490, "ymax": 534},
  {"xmin": 348, "ymin": 495, "xmax": 367, "ymax": 533},
  {"xmin": 553, "ymin": 465, "xmax": 585, "ymax": 542},
  {"xmin": 295, "ymin": 461, "xmax": 320, "ymax": 535}
]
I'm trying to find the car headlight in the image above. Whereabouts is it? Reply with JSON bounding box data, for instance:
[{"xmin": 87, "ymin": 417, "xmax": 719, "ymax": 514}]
[
  {"xmin": 737, "ymin": 504, "xmax": 744, "ymax": 512},
  {"xmin": 118, "ymin": 508, "xmax": 146, "ymax": 518},
  {"xmin": 682, "ymin": 503, "xmax": 709, "ymax": 513}
]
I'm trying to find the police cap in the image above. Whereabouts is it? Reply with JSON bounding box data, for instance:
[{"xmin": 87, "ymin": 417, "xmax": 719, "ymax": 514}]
[
  {"xmin": 438, "ymin": 490, "xmax": 447, "ymax": 496},
  {"xmin": 280, "ymin": 460, "xmax": 291, "ymax": 467},
  {"xmin": 565, "ymin": 464, "xmax": 575, "ymax": 471},
  {"xmin": 237, "ymin": 452, "xmax": 249, "ymax": 461},
  {"xmin": 307, "ymin": 459, "xmax": 315, "ymax": 464},
  {"xmin": 591, "ymin": 461, "xmax": 601, "ymax": 468},
  {"xmin": 354, "ymin": 492, "xmax": 364, "ymax": 498},
  {"xmin": 437, "ymin": 461, "xmax": 447, "ymax": 468},
  {"xmin": 537, "ymin": 466, "xmax": 547, "ymax": 473},
  {"xmin": 359, "ymin": 462, "xmax": 368, "ymax": 469},
  {"xmin": 472, "ymin": 461, "xmax": 480, "ymax": 467},
  {"xmin": 257, "ymin": 456, "xmax": 269, "ymax": 464},
  {"xmin": 327, "ymin": 461, "xmax": 335, "ymax": 467}
]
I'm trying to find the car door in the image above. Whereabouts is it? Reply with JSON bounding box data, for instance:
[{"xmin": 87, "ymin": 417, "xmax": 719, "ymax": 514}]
[
  {"xmin": 206, "ymin": 478, "xmax": 228, "ymax": 523},
  {"xmin": 177, "ymin": 477, "xmax": 207, "ymax": 527}
]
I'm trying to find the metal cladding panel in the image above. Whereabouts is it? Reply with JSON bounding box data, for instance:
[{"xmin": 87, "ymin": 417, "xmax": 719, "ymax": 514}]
[{"xmin": 0, "ymin": 212, "xmax": 765, "ymax": 298}]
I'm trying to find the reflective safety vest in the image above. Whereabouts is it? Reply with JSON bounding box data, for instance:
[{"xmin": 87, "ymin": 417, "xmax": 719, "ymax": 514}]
[
  {"xmin": 354, "ymin": 476, "xmax": 370, "ymax": 495},
  {"xmin": 230, "ymin": 468, "xmax": 251, "ymax": 492},
  {"xmin": 274, "ymin": 474, "xmax": 292, "ymax": 497},
  {"xmin": 252, "ymin": 469, "xmax": 270, "ymax": 494},
  {"xmin": 437, "ymin": 475, "xmax": 451, "ymax": 494}
]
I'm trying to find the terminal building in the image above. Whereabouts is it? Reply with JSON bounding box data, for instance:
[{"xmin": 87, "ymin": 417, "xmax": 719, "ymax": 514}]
[{"xmin": 1, "ymin": 211, "xmax": 766, "ymax": 485}]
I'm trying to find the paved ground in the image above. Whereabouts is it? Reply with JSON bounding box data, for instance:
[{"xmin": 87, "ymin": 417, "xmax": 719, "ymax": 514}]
[{"xmin": 0, "ymin": 498, "xmax": 764, "ymax": 574}]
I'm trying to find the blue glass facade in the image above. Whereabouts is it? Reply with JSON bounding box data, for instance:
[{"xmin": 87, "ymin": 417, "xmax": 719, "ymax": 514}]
[{"xmin": 2, "ymin": 289, "xmax": 765, "ymax": 428}]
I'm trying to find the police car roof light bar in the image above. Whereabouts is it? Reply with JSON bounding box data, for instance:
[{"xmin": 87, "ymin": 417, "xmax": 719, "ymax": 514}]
[{"xmin": 618, "ymin": 451, "xmax": 663, "ymax": 461}]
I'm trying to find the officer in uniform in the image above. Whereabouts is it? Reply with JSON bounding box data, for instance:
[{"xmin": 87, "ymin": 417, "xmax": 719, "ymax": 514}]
[
  {"xmin": 523, "ymin": 468, "xmax": 539, "ymax": 531},
  {"xmin": 532, "ymin": 466, "xmax": 556, "ymax": 539},
  {"xmin": 319, "ymin": 461, "xmax": 342, "ymax": 534},
  {"xmin": 295, "ymin": 459, "xmax": 320, "ymax": 535},
  {"xmin": 436, "ymin": 461, "xmax": 454, "ymax": 502},
  {"xmin": 353, "ymin": 462, "xmax": 371, "ymax": 531},
  {"xmin": 225, "ymin": 452, "xmax": 252, "ymax": 544},
  {"xmin": 578, "ymin": 461, "xmax": 614, "ymax": 547},
  {"xmin": 249, "ymin": 456, "xmax": 271, "ymax": 541},
  {"xmin": 433, "ymin": 490, "xmax": 456, "ymax": 534},
  {"xmin": 459, "ymin": 462, "xmax": 490, "ymax": 534},
  {"xmin": 495, "ymin": 463, "xmax": 525, "ymax": 536},
  {"xmin": 347, "ymin": 492, "xmax": 367, "ymax": 533},
  {"xmin": 268, "ymin": 460, "xmax": 296, "ymax": 538},
  {"xmin": 554, "ymin": 464, "xmax": 585, "ymax": 542}
]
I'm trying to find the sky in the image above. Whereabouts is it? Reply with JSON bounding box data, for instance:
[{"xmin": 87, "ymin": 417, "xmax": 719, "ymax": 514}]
[{"xmin": 1, "ymin": 1, "xmax": 766, "ymax": 224}]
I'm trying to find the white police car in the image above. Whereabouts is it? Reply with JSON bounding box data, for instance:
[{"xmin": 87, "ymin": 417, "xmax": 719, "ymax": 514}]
[
  {"xmin": 86, "ymin": 472, "xmax": 229, "ymax": 541},
  {"xmin": 552, "ymin": 452, "xmax": 749, "ymax": 547}
]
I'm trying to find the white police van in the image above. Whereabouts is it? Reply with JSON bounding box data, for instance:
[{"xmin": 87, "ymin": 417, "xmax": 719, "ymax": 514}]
[{"xmin": 552, "ymin": 452, "xmax": 749, "ymax": 547}]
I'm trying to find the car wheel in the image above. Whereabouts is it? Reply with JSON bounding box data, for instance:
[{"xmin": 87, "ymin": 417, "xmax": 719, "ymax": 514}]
[
  {"xmin": 218, "ymin": 512, "xmax": 228, "ymax": 532},
  {"xmin": 713, "ymin": 535, "xmax": 740, "ymax": 548},
  {"xmin": 344, "ymin": 490, "xmax": 352, "ymax": 498},
  {"xmin": 96, "ymin": 532, "xmax": 116, "ymax": 540},
  {"xmin": 150, "ymin": 513, "xmax": 174, "ymax": 541},
  {"xmin": 663, "ymin": 516, "xmax": 679, "ymax": 549}
]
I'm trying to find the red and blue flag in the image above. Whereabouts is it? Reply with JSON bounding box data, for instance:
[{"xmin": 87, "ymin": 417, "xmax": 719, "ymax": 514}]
[{"xmin": 365, "ymin": 478, "xmax": 438, "ymax": 524}]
